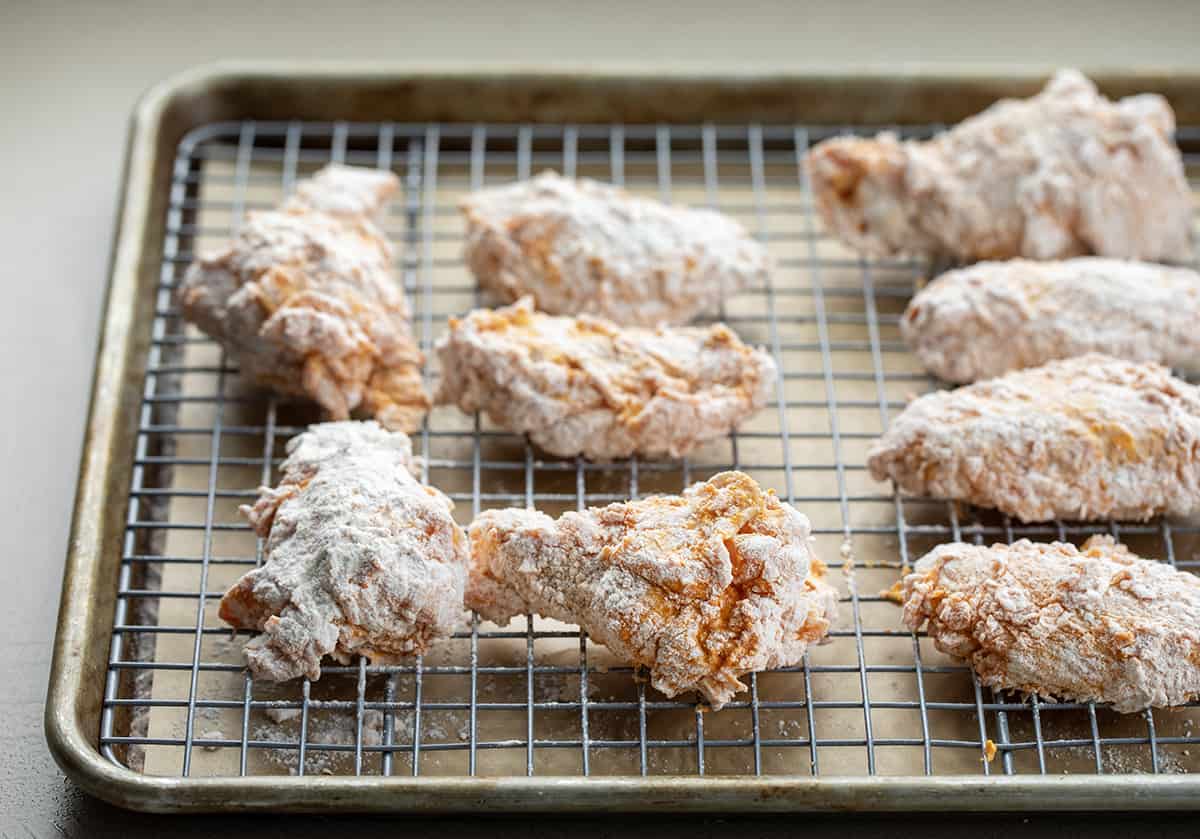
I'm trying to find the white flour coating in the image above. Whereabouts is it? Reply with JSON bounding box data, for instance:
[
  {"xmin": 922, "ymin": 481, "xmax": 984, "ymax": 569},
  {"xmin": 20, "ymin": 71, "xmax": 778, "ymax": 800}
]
[
  {"xmin": 466, "ymin": 471, "xmax": 838, "ymax": 709},
  {"xmin": 867, "ymin": 354, "xmax": 1200, "ymax": 523},
  {"xmin": 901, "ymin": 536, "xmax": 1200, "ymax": 713},
  {"xmin": 806, "ymin": 69, "xmax": 1193, "ymax": 262},
  {"xmin": 435, "ymin": 297, "xmax": 776, "ymax": 461},
  {"xmin": 219, "ymin": 421, "xmax": 469, "ymax": 681},
  {"xmin": 461, "ymin": 171, "xmax": 770, "ymax": 326},
  {"xmin": 179, "ymin": 164, "xmax": 429, "ymax": 431},
  {"xmin": 903, "ymin": 258, "xmax": 1200, "ymax": 383},
  {"xmin": 289, "ymin": 165, "xmax": 399, "ymax": 218}
]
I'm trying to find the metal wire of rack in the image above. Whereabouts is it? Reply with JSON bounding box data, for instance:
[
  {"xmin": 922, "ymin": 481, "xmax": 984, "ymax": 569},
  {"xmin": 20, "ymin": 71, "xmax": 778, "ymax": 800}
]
[{"xmin": 99, "ymin": 118, "xmax": 1200, "ymax": 782}]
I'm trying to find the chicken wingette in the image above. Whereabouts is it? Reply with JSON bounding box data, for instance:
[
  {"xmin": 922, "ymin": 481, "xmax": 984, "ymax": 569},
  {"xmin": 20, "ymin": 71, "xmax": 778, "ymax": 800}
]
[
  {"xmin": 807, "ymin": 70, "xmax": 1192, "ymax": 262},
  {"xmin": 435, "ymin": 297, "xmax": 776, "ymax": 461},
  {"xmin": 867, "ymin": 354, "xmax": 1200, "ymax": 522},
  {"xmin": 461, "ymin": 171, "xmax": 770, "ymax": 326},
  {"xmin": 901, "ymin": 537, "xmax": 1200, "ymax": 713}
]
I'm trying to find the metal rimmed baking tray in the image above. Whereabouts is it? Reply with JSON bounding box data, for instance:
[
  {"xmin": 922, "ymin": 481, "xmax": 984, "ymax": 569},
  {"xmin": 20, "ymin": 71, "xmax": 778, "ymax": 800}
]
[{"xmin": 46, "ymin": 63, "xmax": 1200, "ymax": 812}]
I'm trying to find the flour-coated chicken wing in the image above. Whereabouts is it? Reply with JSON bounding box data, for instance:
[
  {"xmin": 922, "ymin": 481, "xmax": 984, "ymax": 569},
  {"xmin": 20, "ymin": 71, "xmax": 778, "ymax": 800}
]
[
  {"xmin": 179, "ymin": 164, "xmax": 429, "ymax": 430},
  {"xmin": 461, "ymin": 171, "xmax": 770, "ymax": 326},
  {"xmin": 807, "ymin": 70, "xmax": 1192, "ymax": 262},
  {"xmin": 220, "ymin": 421, "xmax": 468, "ymax": 681},
  {"xmin": 466, "ymin": 471, "xmax": 837, "ymax": 709},
  {"xmin": 867, "ymin": 354, "xmax": 1200, "ymax": 522},
  {"xmin": 901, "ymin": 536, "xmax": 1200, "ymax": 712},
  {"xmin": 435, "ymin": 297, "xmax": 776, "ymax": 461},
  {"xmin": 902, "ymin": 258, "xmax": 1200, "ymax": 383}
]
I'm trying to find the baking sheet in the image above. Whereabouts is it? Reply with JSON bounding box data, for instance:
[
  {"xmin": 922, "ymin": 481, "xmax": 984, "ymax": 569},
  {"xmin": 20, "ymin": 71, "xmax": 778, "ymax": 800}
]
[{"xmin": 123, "ymin": 121, "xmax": 1200, "ymax": 781}]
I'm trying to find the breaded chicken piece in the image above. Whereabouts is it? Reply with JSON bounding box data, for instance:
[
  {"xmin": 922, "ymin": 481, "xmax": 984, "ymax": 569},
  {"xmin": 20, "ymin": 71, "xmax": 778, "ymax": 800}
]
[
  {"xmin": 461, "ymin": 171, "xmax": 770, "ymax": 326},
  {"xmin": 867, "ymin": 354, "xmax": 1200, "ymax": 522},
  {"xmin": 219, "ymin": 422, "xmax": 468, "ymax": 681},
  {"xmin": 903, "ymin": 258, "xmax": 1200, "ymax": 383},
  {"xmin": 434, "ymin": 297, "xmax": 777, "ymax": 461},
  {"xmin": 901, "ymin": 536, "xmax": 1200, "ymax": 713},
  {"xmin": 179, "ymin": 164, "xmax": 429, "ymax": 431},
  {"xmin": 466, "ymin": 471, "xmax": 838, "ymax": 709},
  {"xmin": 806, "ymin": 69, "xmax": 1193, "ymax": 262}
]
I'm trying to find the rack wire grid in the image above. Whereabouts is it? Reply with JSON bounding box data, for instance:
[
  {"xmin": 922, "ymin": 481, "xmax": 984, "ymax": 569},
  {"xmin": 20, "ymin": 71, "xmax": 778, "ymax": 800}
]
[{"xmin": 99, "ymin": 116, "xmax": 1200, "ymax": 783}]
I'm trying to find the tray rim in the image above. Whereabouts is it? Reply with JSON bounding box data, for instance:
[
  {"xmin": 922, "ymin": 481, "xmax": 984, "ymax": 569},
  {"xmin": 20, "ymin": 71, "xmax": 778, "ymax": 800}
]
[{"xmin": 45, "ymin": 61, "xmax": 1200, "ymax": 813}]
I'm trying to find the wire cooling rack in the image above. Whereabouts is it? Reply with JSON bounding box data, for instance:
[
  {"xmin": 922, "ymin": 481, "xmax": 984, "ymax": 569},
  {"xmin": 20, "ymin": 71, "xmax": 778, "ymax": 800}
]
[{"xmin": 99, "ymin": 118, "xmax": 1200, "ymax": 782}]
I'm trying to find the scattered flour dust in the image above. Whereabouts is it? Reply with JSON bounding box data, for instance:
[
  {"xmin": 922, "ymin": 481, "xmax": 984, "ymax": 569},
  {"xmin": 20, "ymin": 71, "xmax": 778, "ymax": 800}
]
[
  {"xmin": 190, "ymin": 706, "xmax": 228, "ymax": 752},
  {"xmin": 1047, "ymin": 717, "xmax": 1194, "ymax": 775},
  {"xmin": 254, "ymin": 703, "xmax": 471, "ymax": 775},
  {"xmin": 534, "ymin": 671, "xmax": 576, "ymax": 702},
  {"xmin": 776, "ymin": 718, "xmax": 804, "ymax": 738},
  {"xmin": 839, "ymin": 536, "xmax": 855, "ymax": 573},
  {"xmin": 200, "ymin": 729, "xmax": 224, "ymax": 751},
  {"xmin": 1100, "ymin": 747, "xmax": 1189, "ymax": 776}
]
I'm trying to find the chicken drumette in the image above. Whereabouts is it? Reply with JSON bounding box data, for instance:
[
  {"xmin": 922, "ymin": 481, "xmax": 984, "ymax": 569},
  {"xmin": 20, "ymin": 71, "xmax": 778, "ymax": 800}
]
[
  {"xmin": 179, "ymin": 164, "xmax": 429, "ymax": 431},
  {"xmin": 220, "ymin": 421, "xmax": 468, "ymax": 681}
]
